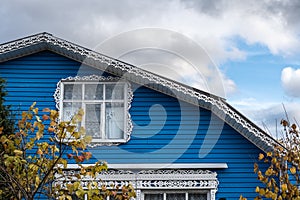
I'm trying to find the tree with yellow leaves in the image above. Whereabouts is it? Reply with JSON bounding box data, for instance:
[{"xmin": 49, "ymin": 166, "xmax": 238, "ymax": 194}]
[
  {"xmin": 241, "ymin": 119, "xmax": 300, "ymax": 200},
  {"xmin": 0, "ymin": 103, "xmax": 135, "ymax": 200}
]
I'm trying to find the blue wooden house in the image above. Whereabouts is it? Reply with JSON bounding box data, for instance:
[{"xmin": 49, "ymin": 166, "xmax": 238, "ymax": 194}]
[{"xmin": 0, "ymin": 33, "xmax": 277, "ymax": 199}]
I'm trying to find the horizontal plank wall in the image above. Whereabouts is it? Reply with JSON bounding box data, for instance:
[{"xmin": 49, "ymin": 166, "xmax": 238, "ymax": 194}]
[
  {"xmin": 0, "ymin": 51, "xmax": 267, "ymax": 199},
  {"xmin": 0, "ymin": 51, "xmax": 107, "ymax": 112}
]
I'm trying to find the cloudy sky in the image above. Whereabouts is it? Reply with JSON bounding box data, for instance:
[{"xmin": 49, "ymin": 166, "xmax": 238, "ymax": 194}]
[{"xmin": 1, "ymin": 0, "xmax": 300, "ymax": 136}]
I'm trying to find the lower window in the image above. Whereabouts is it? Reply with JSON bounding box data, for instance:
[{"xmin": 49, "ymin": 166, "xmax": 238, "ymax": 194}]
[{"xmin": 143, "ymin": 190, "xmax": 208, "ymax": 200}]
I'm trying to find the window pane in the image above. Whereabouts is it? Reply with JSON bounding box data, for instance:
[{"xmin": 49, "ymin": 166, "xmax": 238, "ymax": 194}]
[
  {"xmin": 84, "ymin": 84, "xmax": 103, "ymax": 100},
  {"xmin": 85, "ymin": 104, "xmax": 101, "ymax": 138},
  {"xmin": 166, "ymin": 193, "xmax": 185, "ymax": 200},
  {"xmin": 105, "ymin": 84, "xmax": 124, "ymax": 100},
  {"xmin": 109, "ymin": 195, "xmax": 123, "ymax": 200},
  {"xmin": 62, "ymin": 102, "xmax": 82, "ymax": 121},
  {"xmin": 144, "ymin": 194, "xmax": 164, "ymax": 200},
  {"xmin": 64, "ymin": 84, "xmax": 82, "ymax": 100},
  {"xmin": 189, "ymin": 193, "xmax": 207, "ymax": 200},
  {"xmin": 105, "ymin": 102, "xmax": 124, "ymax": 139}
]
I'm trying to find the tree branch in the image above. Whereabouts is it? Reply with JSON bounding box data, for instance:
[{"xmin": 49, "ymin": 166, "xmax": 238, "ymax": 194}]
[{"xmin": 0, "ymin": 164, "xmax": 29, "ymax": 200}]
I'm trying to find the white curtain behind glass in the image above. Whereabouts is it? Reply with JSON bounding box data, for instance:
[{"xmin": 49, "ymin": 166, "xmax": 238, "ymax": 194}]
[
  {"xmin": 62, "ymin": 102, "xmax": 81, "ymax": 121},
  {"xmin": 85, "ymin": 104, "xmax": 101, "ymax": 138},
  {"xmin": 106, "ymin": 103, "xmax": 124, "ymax": 139}
]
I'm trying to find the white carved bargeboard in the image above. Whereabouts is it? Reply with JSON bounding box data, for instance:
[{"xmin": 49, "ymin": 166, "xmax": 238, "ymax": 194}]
[{"xmin": 0, "ymin": 32, "xmax": 277, "ymax": 151}]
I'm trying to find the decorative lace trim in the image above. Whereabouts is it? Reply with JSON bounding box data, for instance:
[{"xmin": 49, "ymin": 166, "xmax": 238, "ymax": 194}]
[
  {"xmin": 53, "ymin": 75, "xmax": 133, "ymax": 147},
  {"xmin": 57, "ymin": 168, "xmax": 218, "ymax": 200},
  {"xmin": 0, "ymin": 32, "xmax": 276, "ymax": 150},
  {"xmin": 136, "ymin": 169, "xmax": 218, "ymax": 189}
]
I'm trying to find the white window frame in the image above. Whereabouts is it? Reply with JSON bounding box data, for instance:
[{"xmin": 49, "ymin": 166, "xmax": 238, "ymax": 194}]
[
  {"xmin": 142, "ymin": 189, "xmax": 209, "ymax": 200},
  {"xmin": 54, "ymin": 75, "xmax": 133, "ymax": 147}
]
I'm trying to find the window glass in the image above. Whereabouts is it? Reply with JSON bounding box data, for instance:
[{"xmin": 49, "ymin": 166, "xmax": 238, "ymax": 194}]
[
  {"xmin": 106, "ymin": 102, "xmax": 124, "ymax": 139},
  {"xmin": 85, "ymin": 104, "xmax": 101, "ymax": 138},
  {"xmin": 64, "ymin": 84, "xmax": 82, "ymax": 100},
  {"xmin": 106, "ymin": 84, "xmax": 124, "ymax": 100},
  {"xmin": 144, "ymin": 193, "xmax": 164, "ymax": 200},
  {"xmin": 84, "ymin": 84, "xmax": 103, "ymax": 100},
  {"xmin": 189, "ymin": 193, "xmax": 207, "ymax": 200},
  {"xmin": 62, "ymin": 102, "xmax": 82, "ymax": 121},
  {"xmin": 143, "ymin": 191, "xmax": 208, "ymax": 200},
  {"xmin": 166, "ymin": 193, "xmax": 185, "ymax": 200}
]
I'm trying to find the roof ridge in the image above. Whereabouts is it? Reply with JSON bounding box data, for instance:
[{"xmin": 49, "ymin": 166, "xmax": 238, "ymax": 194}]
[{"xmin": 0, "ymin": 32, "xmax": 51, "ymax": 47}]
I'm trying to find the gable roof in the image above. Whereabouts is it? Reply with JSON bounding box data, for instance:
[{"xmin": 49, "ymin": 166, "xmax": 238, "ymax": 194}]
[{"xmin": 0, "ymin": 32, "xmax": 278, "ymax": 152}]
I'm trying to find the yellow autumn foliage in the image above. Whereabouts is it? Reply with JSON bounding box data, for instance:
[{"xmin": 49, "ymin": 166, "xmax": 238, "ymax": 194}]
[
  {"xmin": 242, "ymin": 119, "xmax": 300, "ymax": 199},
  {"xmin": 0, "ymin": 103, "xmax": 135, "ymax": 200}
]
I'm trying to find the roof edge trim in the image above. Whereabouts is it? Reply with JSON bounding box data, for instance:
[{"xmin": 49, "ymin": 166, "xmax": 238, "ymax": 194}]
[{"xmin": 0, "ymin": 32, "xmax": 279, "ymax": 152}]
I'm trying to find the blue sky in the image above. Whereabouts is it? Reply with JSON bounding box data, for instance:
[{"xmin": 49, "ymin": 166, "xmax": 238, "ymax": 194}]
[
  {"xmin": 1, "ymin": 0, "xmax": 300, "ymax": 136},
  {"xmin": 225, "ymin": 39, "xmax": 286, "ymax": 101},
  {"xmin": 224, "ymin": 36, "xmax": 300, "ymax": 129}
]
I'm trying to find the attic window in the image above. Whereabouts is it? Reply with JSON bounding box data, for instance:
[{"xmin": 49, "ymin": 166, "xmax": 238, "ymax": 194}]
[{"xmin": 54, "ymin": 75, "xmax": 133, "ymax": 147}]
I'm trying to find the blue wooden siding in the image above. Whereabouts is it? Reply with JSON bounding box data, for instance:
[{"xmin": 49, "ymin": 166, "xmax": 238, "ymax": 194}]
[{"xmin": 0, "ymin": 51, "xmax": 267, "ymax": 199}]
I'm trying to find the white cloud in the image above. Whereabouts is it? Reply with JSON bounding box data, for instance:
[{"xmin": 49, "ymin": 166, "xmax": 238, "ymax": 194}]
[
  {"xmin": 1, "ymin": 0, "xmax": 300, "ymax": 98},
  {"xmin": 1, "ymin": 0, "xmax": 299, "ymax": 58},
  {"xmin": 281, "ymin": 67, "xmax": 300, "ymax": 97},
  {"xmin": 229, "ymin": 10, "xmax": 300, "ymax": 56},
  {"xmin": 222, "ymin": 76, "xmax": 237, "ymax": 96},
  {"xmin": 181, "ymin": 0, "xmax": 300, "ymax": 56},
  {"xmin": 94, "ymin": 28, "xmax": 238, "ymax": 97}
]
